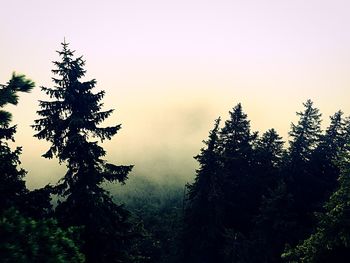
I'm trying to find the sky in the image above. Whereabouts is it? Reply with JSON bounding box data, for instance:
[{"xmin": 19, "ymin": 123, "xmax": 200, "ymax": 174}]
[{"xmin": 1, "ymin": 0, "xmax": 350, "ymax": 189}]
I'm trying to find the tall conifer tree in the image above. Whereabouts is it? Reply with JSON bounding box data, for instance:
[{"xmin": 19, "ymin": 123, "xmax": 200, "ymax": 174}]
[
  {"xmin": 219, "ymin": 103, "xmax": 258, "ymax": 233},
  {"xmin": 288, "ymin": 99, "xmax": 322, "ymax": 167},
  {"xmin": 184, "ymin": 118, "xmax": 225, "ymax": 263},
  {"xmin": 33, "ymin": 41, "xmax": 140, "ymax": 263},
  {"xmin": 252, "ymin": 101, "xmax": 322, "ymax": 262},
  {"xmin": 285, "ymin": 100, "xmax": 322, "ymax": 237}
]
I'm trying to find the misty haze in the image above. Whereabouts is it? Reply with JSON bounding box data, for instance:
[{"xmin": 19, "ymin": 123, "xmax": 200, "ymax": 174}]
[{"xmin": 1, "ymin": 0, "xmax": 350, "ymax": 263}]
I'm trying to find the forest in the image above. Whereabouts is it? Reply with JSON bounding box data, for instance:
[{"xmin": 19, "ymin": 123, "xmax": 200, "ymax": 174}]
[{"xmin": 1, "ymin": 42, "xmax": 350, "ymax": 263}]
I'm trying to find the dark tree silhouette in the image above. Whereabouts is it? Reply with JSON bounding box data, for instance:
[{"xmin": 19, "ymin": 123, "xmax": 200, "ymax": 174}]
[
  {"xmin": 223, "ymin": 128, "xmax": 286, "ymax": 263},
  {"xmin": 309, "ymin": 111, "xmax": 347, "ymax": 209},
  {"xmin": 283, "ymin": 149, "xmax": 350, "ymax": 263},
  {"xmin": 242, "ymin": 129, "xmax": 286, "ymax": 263},
  {"xmin": 285, "ymin": 100, "xmax": 322, "ymax": 240},
  {"xmin": 288, "ymin": 99, "xmax": 322, "ymax": 166},
  {"xmin": 253, "ymin": 128, "xmax": 285, "ymax": 197},
  {"xmin": 219, "ymin": 103, "xmax": 258, "ymax": 234},
  {"xmin": 0, "ymin": 73, "xmax": 34, "ymax": 213},
  {"xmin": 183, "ymin": 118, "xmax": 225, "ymax": 263},
  {"xmin": 253, "ymin": 181, "xmax": 296, "ymax": 263},
  {"xmin": 33, "ymin": 41, "xmax": 143, "ymax": 263},
  {"xmin": 180, "ymin": 100, "xmax": 350, "ymax": 263},
  {"xmin": 254, "ymin": 100, "xmax": 324, "ymax": 262}
]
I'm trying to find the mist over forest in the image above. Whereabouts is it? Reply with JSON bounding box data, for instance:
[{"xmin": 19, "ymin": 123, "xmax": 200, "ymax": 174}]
[
  {"xmin": 1, "ymin": 41, "xmax": 350, "ymax": 263},
  {"xmin": 2, "ymin": 1, "xmax": 350, "ymax": 262}
]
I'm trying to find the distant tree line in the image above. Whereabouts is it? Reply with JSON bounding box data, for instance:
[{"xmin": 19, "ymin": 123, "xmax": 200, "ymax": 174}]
[
  {"xmin": 184, "ymin": 100, "xmax": 350, "ymax": 263},
  {"xmin": 1, "ymin": 41, "xmax": 350, "ymax": 263}
]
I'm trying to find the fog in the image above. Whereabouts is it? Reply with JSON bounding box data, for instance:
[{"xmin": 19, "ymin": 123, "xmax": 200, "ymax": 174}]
[
  {"xmin": 10, "ymin": 92, "xmax": 349, "ymax": 190},
  {"xmin": 2, "ymin": 0, "xmax": 350, "ymax": 190}
]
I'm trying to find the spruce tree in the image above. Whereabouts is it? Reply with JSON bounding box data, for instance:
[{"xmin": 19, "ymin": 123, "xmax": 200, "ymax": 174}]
[
  {"xmin": 288, "ymin": 99, "xmax": 322, "ymax": 167},
  {"xmin": 0, "ymin": 73, "xmax": 34, "ymax": 213},
  {"xmin": 219, "ymin": 103, "xmax": 258, "ymax": 234},
  {"xmin": 183, "ymin": 118, "xmax": 225, "ymax": 263},
  {"xmin": 284, "ymin": 100, "xmax": 322, "ymax": 241},
  {"xmin": 251, "ymin": 101, "xmax": 322, "ymax": 262},
  {"xmin": 33, "ymin": 41, "xmax": 141, "ymax": 263},
  {"xmin": 220, "ymin": 103, "xmax": 256, "ymax": 165}
]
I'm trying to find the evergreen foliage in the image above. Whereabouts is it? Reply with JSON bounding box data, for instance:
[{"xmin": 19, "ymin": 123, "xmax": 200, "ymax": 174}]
[
  {"xmin": 309, "ymin": 111, "xmax": 347, "ymax": 207},
  {"xmin": 253, "ymin": 129, "xmax": 285, "ymax": 207},
  {"xmin": 282, "ymin": 149, "xmax": 350, "ymax": 263},
  {"xmin": 252, "ymin": 100, "xmax": 326, "ymax": 262},
  {"xmin": 0, "ymin": 208, "xmax": 84, "ymax": 263},
  {"xmin": 253, "ymin": 182, "xmax": 296, "ymax": 263},
  {"xmin": 288, "ymin": 99, "xmax": 322, "ymax": 166},
  {"xmin": 244, "ymin": 129, "xmax": 287, "ymax": 263},
  {"xmin": 184, "ymin": 118, "xmax": 225, "ymax": 263},
  {"xmin": 282, "ymin": 100, "xmax": 323, "ymax": 244},
  {"xmin": 32, "ymin": 41, "xmax": 141, "ymax": 263},
  {"xmin": 0, "ymin": 73, "xmax": 34, "ymax": 213},
  {"xmin": 183, "ymin": 100, "xmax": 350, "ymax": 263},
  {"xmin": 219, "ymin": 103, "xmax": 258, "ymax": 234},
  {"xmin": 111, "ymin": 176, "xmax": 184, "ymax": 263},
  {"xmin": 2, "ymin": 41, "xmax": 350, "ymax": 263}
]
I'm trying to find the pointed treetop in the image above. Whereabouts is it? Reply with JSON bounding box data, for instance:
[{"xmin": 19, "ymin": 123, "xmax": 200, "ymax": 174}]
[{"xmin": 288, "ymin": 99, "xmax": 322, "ymax": 163}]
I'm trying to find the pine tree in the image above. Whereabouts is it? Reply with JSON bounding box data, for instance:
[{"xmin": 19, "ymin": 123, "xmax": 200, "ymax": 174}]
[
  {"xmin": 249, "ymin": 101, "xmax": 322, "ymax": 262},
  {"xmin": 183, "ymin": 118, "xmax": 225, "ymax": 263},
  {"xmin": 219, "ymin": 103, "xmax": 258, "ymax": 234},
  {"xmin": 0, "ymin": 73, "xmax": 34, "ymax": 213},
  {"xmin": 32, "ymin": 41, "xmax": 142, "ymax": 263},
  {"xmin": 288, "ymin": 99, "xmax": 322, "ymax": 167},
  {"xmin": 220, "ymin": 103, "xmax": 257, "ymax": 166},
  {"xmin": 282, "ymin": 149, "xmax": 350, "ymax": 263},
  {"xmin": 283, "ymin": 100, "xmax": 322, "ymax": 241}
]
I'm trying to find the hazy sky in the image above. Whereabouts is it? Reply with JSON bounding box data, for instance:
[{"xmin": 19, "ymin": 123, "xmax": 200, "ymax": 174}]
[{"xmin": 1, "ymin": 0, "xmax": 350, "ymax": 188}]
